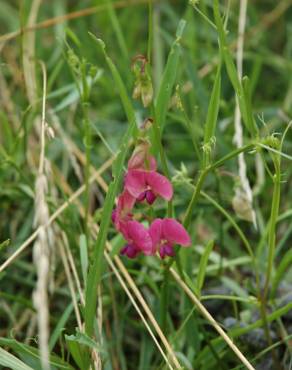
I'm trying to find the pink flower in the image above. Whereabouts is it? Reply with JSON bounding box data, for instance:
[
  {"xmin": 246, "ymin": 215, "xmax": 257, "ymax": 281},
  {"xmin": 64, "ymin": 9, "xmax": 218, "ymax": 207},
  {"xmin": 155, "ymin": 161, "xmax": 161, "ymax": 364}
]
[
  {"xmin": 120, "ymin": 220, "xmax": 153, "ymax": 258},
  {"xmin": 128, "ymin": 152, "xmax": 157, "ymax": 171},
  {"xmin": 125, "ymin": 169, "xmax": 173, "ymax": 205},
  {"xmin": 127, "ymin": 141, "xmax": 157, "ymax": 171},
  {"xmin": 149, "ymin": 218, "xmax": 191, "ymax": 259},
  {"xmin": 112, "ymin": 190, "xmax": 136, "ymax": 231}
]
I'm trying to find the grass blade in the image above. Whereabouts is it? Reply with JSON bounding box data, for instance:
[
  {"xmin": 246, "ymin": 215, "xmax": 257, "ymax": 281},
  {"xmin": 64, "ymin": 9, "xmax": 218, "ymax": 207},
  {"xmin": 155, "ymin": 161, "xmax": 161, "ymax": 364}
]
[
  {"xmin": 203, "ymin": 60, "xmax": 221, "ymax": 166},
  {"xmin": 0, "ymin": 347, "xmax": 34, "ymax": 370},
  {"xmin": 196, "ymin": 240, "xmax": 215, "ymax": 295},
  {"xmin": 155, "ymin": 19, "xmax": 186, "ymax": 131}
]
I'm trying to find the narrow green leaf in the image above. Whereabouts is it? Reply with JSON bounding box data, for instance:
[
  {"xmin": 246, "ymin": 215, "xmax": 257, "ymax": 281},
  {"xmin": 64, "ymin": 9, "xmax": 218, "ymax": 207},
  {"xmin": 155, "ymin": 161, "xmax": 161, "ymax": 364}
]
[
  {"xmin": 0, "ymin": 347, "xmax": 33, "ymax": 370},
  {"xmin": 0, "ymin": 338, "xmax": 74, "ymax": 370},
  {"xmin": 197, "ymin": 240, "xmax": 214, "ymax": 295},
  {"xmin": 155, "ymin": 19, "xmax": 186, "ymax": 131},
  {"xmin": 242, "ymin": 76, "xmax": 258, "ymax": 137},
  {"xmin": 49, "ymin": 302, "xmax": 74, "ymax": 351},
  {"xmin": 79, "ymin": 234, "xmax": 88, "ymax": 287},
  {"xmin": 203, "ymin": 62, "xmax": 221, "ymax": 145},
  {"xmin": 65, "ymin": 331, "xmax": 106, "ymax": 354},
  {"xmin": 0, "ymin": 239, "xmax": 10, "ymax": 250},
  {"xmin": 65, "ymin": 338, "xmax": 87, "ymax": 370}
]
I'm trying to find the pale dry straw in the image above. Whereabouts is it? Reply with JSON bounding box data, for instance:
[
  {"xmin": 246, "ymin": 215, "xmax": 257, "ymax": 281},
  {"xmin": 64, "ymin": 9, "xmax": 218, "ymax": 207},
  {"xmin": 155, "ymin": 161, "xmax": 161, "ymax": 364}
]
[
  {"xmin": 232, "ymin": 0, "xmax": 257, "ymax": 227},
  {"xmin": 32, "ymin": 61, "xmax": 51, "ymax": 370}
]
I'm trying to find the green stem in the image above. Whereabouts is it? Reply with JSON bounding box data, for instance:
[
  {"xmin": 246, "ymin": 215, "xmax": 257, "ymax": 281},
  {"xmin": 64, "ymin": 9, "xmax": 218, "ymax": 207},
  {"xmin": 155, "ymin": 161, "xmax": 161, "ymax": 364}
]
[
  {"xmin": 183, "ymin": 143, "xmax": 255, "ymax": 230},
  {"xmin": 211, "ymin": 143, "xmax": 255, "ymax": 171},
  {"xmin": 259, "ymin": 154, "xmax": 282, "ymax": 370},
  {"xmin": 183, "ymin": 168, "xmax": 208, "ymax": 229},
  {"xmin": 83, "ymin": 104, "xmax": 91, "ymax": 246},
  {"xmin": 81, "ymin": 63, "xmax": 91, "ymax": 247},
  {"xmin": 263, "ymin": 156, "xmax": 281, "ymax": 300}
]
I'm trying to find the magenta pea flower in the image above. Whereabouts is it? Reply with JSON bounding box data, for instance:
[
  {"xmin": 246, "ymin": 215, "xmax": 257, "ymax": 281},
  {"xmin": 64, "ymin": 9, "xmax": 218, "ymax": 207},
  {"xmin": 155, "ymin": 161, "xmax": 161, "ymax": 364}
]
[
  {"xmin": 149, "ymin": 218, "xmax": 191, "ymax": 259},
  {"xmin": 125, "ymin": 169, "xmax": 173, "ymax": 205},
  {"xmin": 120, "ymin": 220, "xmax": 153, "ymax": 258},
  {"xmin": 112, "ymin": 190, "xmax": 136, "ymax": 231}
]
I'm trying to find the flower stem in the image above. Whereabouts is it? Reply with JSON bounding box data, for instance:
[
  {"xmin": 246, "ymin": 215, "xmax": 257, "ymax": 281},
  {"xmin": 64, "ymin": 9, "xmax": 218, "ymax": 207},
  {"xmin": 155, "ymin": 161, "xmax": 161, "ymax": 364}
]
[
  {"xmin": 263, "ymin": 156, "xmax": 281, "ymax": 300},
  {"xmin": 260, "ymin": 152, "xmax": 282, "ymax": 370},
  {"xmin": 183, "ymin": 143, "xmax": 255, "ymax": 230}
]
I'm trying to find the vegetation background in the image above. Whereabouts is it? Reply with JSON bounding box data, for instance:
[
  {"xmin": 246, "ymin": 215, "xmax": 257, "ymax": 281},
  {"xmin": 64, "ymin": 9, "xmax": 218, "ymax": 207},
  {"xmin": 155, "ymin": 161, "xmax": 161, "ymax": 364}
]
[{"xmin": 0, "ymin": 0, "xmax": 291, "ymax": 369}]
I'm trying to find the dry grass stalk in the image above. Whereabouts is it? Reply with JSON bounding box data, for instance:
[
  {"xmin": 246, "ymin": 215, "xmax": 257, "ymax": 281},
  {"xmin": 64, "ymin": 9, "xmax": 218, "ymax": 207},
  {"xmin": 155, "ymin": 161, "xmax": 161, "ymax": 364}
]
[
  {"xmin": 58, "ymin": 236, "xmax": 83, "ymax": 331},
  {"xmin": 232, "ymin": 0, "xmax": 257, "ymax": 227},
  {"xmin": 62, "ymin": 233, "xmax": 85, "ymax": 306},
  {"xmin": 32, "ymin": 61, "xmax": 51, "ymax": 370}
]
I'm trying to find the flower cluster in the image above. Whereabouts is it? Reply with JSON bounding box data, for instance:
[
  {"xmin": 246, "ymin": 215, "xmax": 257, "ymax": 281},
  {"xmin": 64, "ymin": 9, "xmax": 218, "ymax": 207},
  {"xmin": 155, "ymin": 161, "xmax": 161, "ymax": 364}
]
[{"xmin": 112, "ymin": 142, "xmax": 191, "ymax": 259}]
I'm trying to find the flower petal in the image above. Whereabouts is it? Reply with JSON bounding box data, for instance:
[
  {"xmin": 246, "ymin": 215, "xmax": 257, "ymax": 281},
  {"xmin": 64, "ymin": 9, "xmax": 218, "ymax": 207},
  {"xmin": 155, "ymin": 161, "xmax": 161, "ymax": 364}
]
[
  {"xmin": 159, "ymin": 244, "xmax": 175, "ymax": 259},
  {"xmin": 127, "ymin": 142, "xmax": 157, "ymax": 171},
  {"xmin": 137, "ymin": 191, "xmax": 147, "ymax": 202},
  {"xmin": 128, "ymin": 153, "xmax": 157, "ymax": 171},
  {"xmin": 113, "ymin": 190, "xmax": 135, "ymax": 231},
  {"xmin": 145, "ymin": 171, "xmax": 173, "ymax": 201},
  {"xmin": 126, "ymin": 220, "xmax": 153, "ymax": 255},
  {"xmin": 149, "ymin": 218, "xmax": 163, "ymax": 253},
  {"xmin": 118, "ymin": 189, "xmax": 136, "ymax": 212},
  {"xmin": 148, "ymin": 156, "xmax": 157, "ymax": 171},
  {"xmin": 162, "ymin": 218, "xmax": 191, "ymax": 246},
  {"xmin": 145, "ymin": 190, "xmax": 156, "ymax": 205},
  {"xmin": 120, "ymin": 244, "xmax": 140, "ymax": 259},
  {"xmin": 124, "ymin": 170, "xmax": 147, "ymax": 198}
]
